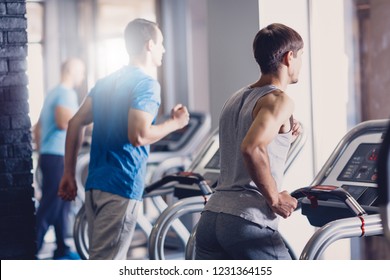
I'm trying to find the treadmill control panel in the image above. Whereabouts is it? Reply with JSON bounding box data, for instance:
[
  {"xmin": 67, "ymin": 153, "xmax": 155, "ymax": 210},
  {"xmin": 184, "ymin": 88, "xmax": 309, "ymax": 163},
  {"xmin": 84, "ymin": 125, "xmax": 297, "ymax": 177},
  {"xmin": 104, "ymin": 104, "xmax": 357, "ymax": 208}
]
[
  {"xmin": 337, "ymin": 143, "xmax": 379, "ymax": 183},
  {"xmin": 301, "ymin": 124, "xmax": 387, "ymax": 227},
  {"xmin": 151, "ymin": 113, "xmax": 204, "ymax": 152},
  {"xmin": 334, "ymin": 144, "xmax": 380, "ymax": 207},
  {"xmin": 148, "ymin": 112, "xmax": 211, "ymax": 164}
]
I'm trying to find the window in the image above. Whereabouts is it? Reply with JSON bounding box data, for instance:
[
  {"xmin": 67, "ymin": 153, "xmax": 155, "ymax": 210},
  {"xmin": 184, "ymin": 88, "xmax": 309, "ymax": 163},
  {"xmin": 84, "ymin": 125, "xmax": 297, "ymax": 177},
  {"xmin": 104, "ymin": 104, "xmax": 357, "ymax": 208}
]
[
  {"xmin": 26, "ymin": 1, "xmax": 44, "ymax": 125},
  {"xmin": 94, "ymin": 0, "xmax": 157, "ymax": 79}
]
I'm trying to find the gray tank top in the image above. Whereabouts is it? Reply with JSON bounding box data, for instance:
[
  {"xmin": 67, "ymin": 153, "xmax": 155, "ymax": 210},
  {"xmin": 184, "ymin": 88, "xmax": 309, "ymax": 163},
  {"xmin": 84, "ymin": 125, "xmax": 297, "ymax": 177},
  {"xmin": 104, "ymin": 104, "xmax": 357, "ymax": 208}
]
[{"xmin": 203, "ymin": 85, "xmax": 293, "ymax": 229}]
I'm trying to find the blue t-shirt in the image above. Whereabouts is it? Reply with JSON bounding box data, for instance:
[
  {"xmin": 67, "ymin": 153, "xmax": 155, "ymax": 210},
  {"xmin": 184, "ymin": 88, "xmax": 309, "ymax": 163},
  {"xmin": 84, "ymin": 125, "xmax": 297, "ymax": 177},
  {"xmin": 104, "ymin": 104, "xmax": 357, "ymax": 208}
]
[
  {"xmin": 39, "ymin": 85, "xmax": 79, "ymax": 156},
  {"xmin": 85, "ymin": 66, "xmax": 161, "ymax": 200}
]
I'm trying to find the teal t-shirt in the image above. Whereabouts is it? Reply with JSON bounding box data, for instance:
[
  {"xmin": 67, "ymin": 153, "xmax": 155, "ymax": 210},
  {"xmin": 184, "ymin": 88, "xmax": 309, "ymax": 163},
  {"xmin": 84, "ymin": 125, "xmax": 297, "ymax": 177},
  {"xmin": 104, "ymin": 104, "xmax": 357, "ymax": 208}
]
[
  {"xmin": 39, "ymin": 85, "xmax": 79, "ymax": 156},
  {"xmin": 85, "ymin": 66, "xmax": 161, "ymax": 200}
]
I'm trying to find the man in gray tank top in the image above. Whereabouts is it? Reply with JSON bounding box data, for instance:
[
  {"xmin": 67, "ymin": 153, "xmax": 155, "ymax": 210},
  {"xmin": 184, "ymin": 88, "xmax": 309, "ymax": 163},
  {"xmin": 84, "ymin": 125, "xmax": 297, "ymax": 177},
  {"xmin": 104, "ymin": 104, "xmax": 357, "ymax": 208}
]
[{"xmin": 196, "ymin": 23, "xmax": 304, "ymax": 260}]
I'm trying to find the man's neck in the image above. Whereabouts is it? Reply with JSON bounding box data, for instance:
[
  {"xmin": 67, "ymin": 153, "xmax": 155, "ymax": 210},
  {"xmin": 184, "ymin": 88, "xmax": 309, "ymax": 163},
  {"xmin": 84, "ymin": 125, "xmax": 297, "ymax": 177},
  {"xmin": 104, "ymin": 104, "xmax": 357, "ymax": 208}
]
[
  {"xmin": 129, "ymin": 58, "xmax": 156, "ymax": 77},
  {"xmin": 60, "ymin": 77, "xmax": 74, "ymax": 89},
  {"xmin": 251, "ymin": 74, "xmax": 288, "ymax": 92}
]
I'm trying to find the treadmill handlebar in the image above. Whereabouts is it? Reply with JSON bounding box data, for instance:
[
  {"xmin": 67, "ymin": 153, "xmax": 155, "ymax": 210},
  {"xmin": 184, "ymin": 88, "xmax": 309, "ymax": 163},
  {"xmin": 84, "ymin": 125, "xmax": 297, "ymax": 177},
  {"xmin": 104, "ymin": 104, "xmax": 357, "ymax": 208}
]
[
  {"xmin": 144, "ymin": 172, "xmax": 213, "ymax": 196},
  {"xmin": 291, "ymin": 185, "xmax": 367, "ymax": 217}
]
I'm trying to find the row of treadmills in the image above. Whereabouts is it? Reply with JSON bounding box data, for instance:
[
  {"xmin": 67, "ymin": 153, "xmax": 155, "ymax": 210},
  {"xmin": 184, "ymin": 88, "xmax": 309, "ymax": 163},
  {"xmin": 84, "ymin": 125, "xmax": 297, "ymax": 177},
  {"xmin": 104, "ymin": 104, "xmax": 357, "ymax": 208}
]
[{"xmin": 59, "ymin": 112, "xmax": 390, "ymax": 260}]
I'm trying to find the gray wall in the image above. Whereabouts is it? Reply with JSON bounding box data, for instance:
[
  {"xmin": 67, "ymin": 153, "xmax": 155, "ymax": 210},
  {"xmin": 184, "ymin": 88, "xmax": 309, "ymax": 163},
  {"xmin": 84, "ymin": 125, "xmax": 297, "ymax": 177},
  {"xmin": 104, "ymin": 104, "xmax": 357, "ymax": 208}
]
[
  {"xmin": 206, "ymin": 0, "xmax": 259, "ymax": 128},
  {"xmin": 161, "ymin": 0, "xmax": 259, "ymax": 128}
]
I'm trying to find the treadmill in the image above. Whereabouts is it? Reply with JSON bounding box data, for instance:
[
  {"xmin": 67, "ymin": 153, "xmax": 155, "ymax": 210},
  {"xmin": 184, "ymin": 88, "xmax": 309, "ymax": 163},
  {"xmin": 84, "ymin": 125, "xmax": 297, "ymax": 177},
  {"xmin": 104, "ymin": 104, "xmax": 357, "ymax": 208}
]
[
  {"xmin": 162, "ymin": 120, "xmax": 388, "ymax": 260},
  {"xmin": 293, "ymin": 119, "xmax": 389, "ymax": 259},
  {"xmin": 72, "ymin": 112, "xmax": 211, "ymax": 259}
]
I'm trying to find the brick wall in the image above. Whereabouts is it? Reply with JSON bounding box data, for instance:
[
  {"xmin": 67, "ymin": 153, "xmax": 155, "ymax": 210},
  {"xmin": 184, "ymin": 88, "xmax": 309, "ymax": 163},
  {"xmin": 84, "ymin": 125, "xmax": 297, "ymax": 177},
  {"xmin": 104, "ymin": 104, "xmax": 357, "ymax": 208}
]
[{"xmin": 0, "ymin": 0, "xmax": 35, "ymax": 259}]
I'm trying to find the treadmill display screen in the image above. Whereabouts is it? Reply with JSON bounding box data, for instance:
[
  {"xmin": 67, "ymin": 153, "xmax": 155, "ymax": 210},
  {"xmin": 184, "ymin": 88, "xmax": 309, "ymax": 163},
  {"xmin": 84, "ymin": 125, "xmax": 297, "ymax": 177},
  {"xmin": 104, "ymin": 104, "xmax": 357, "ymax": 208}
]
[
  {"xmin": 160, "ymin": 122, "xmax": 192, "ymax": 142},
  {"xmin": 150, "ymin": 115, "xmax": 200, "ymax": 152},
  {"xmin": 337, "ymin": 143, "xmax": 380, "ymax": 183}
]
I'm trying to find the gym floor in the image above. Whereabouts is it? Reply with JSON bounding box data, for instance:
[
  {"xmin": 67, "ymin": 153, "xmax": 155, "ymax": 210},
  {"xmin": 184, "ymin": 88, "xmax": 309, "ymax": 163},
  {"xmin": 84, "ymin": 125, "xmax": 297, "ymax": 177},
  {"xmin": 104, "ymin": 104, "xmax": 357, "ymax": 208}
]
[{"xmin": 37, "ymin": 227, "xmax": 182, "ymax": 260}]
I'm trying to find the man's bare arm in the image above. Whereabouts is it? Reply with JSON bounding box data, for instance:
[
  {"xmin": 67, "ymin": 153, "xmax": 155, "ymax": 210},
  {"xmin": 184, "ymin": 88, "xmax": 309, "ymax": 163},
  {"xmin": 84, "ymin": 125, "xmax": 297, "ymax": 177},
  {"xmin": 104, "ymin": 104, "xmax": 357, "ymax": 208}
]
[
  {"xmin": 58, "ymin": 97, "xmax": 93, "ymax": 201},
  {"xmin": 55, "ymin": 106, "xmax": 74, "ymax": 130},
  {"xmin": 240, "ymin": 92, "xmax": 297, "ymax": 218},
  {"xmin": 127, "ymin": 104, "xmax": 189, "ymax": 147}
]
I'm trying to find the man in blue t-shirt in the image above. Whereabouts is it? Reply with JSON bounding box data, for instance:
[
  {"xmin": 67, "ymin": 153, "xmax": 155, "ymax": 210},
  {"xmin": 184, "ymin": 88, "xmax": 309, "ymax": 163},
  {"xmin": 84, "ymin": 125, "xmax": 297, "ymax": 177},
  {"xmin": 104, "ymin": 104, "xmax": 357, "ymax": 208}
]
[
  {"xmin": 58, "ymin": 19, "xmax": 190, "ymax": 259},
  {"xmin": 34, "ymin": 58, "xmax": 85, "ymax": 259}
]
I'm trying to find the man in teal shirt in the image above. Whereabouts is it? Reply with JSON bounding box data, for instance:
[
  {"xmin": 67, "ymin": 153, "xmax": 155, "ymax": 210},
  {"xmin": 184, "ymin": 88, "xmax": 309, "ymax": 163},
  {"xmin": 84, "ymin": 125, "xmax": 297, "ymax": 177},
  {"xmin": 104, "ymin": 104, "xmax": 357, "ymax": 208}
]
[
  {"xmin": 34, "ymin": 58, "xmax": 85, "ymax": 259},
  {"xmin": 58, "ymin": 19, "xmax": 190, "ymax": 259}
]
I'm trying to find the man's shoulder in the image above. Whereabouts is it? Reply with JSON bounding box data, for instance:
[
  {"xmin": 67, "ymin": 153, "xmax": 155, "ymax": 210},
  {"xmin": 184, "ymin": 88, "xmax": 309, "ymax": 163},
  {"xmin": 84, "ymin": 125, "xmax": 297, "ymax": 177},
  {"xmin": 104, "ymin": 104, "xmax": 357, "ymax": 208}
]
[
  {"xmin": 42, "ymin": 85, "xmax": 62, "ymax": 105},
  {"xmin": 46, "ymin": 84, "xmax": 62, "ymax": 96},
  {"xmin": 99, "ymin": 66, "xmax": 158, "ymax": 88},
  {"xmin": 262, "ymin": 88, "xmax": 291, "ymax": 103},
  {"xmin": 47, "ymin": 84, "xmax": 76, "ymax": 98}
]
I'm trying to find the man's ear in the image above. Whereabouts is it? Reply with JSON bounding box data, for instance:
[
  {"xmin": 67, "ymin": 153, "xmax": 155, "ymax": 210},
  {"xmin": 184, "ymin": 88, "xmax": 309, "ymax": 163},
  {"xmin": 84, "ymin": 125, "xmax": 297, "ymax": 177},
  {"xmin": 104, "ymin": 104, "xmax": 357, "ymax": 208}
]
[
  {"xmin": 282, "ymin": 50, "xmax": 294, "ymax": 67},
  {"xmin": 146, "ymin": 39, "xmax": 154, "ymax": 52}
]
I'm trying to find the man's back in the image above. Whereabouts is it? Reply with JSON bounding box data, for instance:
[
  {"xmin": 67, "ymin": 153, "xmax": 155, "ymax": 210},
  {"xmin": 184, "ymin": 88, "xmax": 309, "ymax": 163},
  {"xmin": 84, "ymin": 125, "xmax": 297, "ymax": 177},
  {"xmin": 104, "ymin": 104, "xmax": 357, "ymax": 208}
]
[
  {"xmin": 85, "ymin": 65, "xmax": 161, "ymax": 200},
  {"xmin": 39, "ymin": 85, "xmax": 78, "ymax": 156},
  {"xmin": 217, "ymin": 85, "xmax": 291, "ymax": 191}
]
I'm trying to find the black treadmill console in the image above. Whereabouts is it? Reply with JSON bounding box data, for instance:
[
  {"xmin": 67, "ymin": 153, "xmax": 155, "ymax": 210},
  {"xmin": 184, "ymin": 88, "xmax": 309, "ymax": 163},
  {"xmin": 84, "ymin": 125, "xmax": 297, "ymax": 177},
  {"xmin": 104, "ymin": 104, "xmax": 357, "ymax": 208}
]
[
  {"xmin": 337, "ymin": 143, "xmax": 379, "ymax": 183},
  {"xmin": 337, "ymin": 144, "xmax": 379, "ymax": 207},
  {"xmin": 302, "ymin": 143, "xmax": 381, "ymax": 227},
  {"xmin": 150, "ymin": 112, "xmax": 205, "ymax": 152}
]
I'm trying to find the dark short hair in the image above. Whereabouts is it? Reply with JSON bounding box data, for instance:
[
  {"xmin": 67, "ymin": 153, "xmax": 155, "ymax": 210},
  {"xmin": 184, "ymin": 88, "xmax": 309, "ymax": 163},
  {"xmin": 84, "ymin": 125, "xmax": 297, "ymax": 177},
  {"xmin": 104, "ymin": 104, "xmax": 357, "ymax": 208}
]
[
  {"xmin": 253, "ymin": 23, "xmax": 304, "ymax": 74},
  {"xmin": 124, "ymin": 18, "xmax": 159, "ymax": 56}
]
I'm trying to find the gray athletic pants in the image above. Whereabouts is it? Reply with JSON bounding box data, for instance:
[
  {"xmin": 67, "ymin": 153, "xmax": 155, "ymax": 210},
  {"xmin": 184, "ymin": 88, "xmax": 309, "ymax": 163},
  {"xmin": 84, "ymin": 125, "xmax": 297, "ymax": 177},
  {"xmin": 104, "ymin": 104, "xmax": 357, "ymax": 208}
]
[
  {"xmin": 85, "ymin": 189, "xmax": 141, "ymax": 260},
  {"xmin": 195, "ymin": 211, "xmax": 291, "ymax": 260}
]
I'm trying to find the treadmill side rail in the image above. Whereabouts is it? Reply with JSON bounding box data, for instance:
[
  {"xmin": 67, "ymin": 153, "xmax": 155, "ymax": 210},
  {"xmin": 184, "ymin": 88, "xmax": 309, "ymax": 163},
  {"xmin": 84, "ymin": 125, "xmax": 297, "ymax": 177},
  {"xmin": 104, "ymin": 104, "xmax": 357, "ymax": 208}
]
[{"xmin": 300, "ymin": 214, "xmax": 383, "ymax": 260}]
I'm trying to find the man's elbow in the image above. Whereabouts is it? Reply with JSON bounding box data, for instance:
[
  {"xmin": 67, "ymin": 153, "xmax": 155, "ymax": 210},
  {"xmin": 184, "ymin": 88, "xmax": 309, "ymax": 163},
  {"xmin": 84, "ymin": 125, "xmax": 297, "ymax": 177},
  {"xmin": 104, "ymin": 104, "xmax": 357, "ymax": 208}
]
[
  {"xmin": 240, "ymin": 141, "xmax": 254, "ymax": 157},
  {"xmin": 66, "ymin": 116, "xmax": 81, "ymax": 131},
  {"xmin": 57, "ymin": 121, "xmax": 69, "ymax": 130},
  {"xmin": 130, "ymin": 138, "xmax": 142, "ymax": 147},
  {"xmin": 240, "ymin": 141, "xmax": 266, "ymax": 160},
  {"xmin": 128, "ymin": 134, "xmax": 146, "ymax": 147}
]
